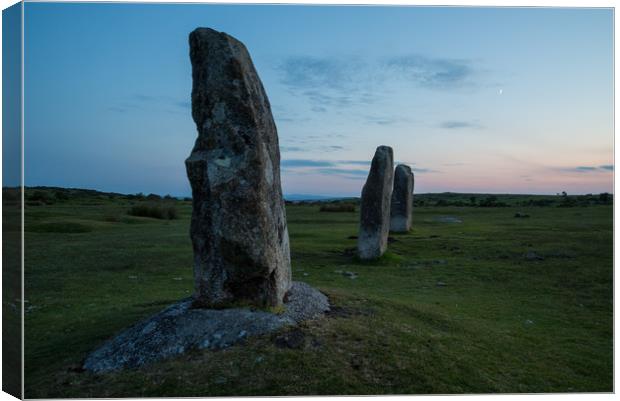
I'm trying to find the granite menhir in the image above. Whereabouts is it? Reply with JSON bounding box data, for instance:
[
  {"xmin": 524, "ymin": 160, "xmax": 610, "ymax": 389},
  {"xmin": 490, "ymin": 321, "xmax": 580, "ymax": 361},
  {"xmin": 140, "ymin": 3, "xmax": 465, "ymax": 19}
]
[
  {"xmin": 186, "ymin": 28, "xmax": 291, "ymax": 308},
  {"xmin": 357, "ymin": 146, "xmax": 394, "ymax": 260},
  {"xmin": 390, "ymin": 164, "xmax": 414, "ymax": 232}
]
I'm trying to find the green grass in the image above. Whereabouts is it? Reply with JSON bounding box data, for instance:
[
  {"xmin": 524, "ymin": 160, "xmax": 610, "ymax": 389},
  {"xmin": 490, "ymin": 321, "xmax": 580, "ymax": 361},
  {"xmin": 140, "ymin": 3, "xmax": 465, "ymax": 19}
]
[
  {"xmin": 128, "ymin": 203, "xmax": 179, "ymax": 220},
  {"xmin": 3, "ymin": 193, "xmax": 23, "ymax": 397},
  {"xmin": 22, "ymin": 193, "xmax": 612, "ymax": 397}
]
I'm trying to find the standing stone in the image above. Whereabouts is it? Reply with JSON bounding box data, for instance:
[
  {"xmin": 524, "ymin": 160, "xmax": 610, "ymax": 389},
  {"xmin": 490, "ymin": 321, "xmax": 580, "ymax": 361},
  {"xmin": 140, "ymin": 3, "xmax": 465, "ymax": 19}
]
[
  {"xmin": 186, "ymin": 28, "xmax": 291, "ymax": 308},
  {"xmin": 390, "ymin": 164, "xmax": 414, "ymax": 232},
  {"xmin": 357, "ymin": 146, "xmax": 394, "ymax": 260}
]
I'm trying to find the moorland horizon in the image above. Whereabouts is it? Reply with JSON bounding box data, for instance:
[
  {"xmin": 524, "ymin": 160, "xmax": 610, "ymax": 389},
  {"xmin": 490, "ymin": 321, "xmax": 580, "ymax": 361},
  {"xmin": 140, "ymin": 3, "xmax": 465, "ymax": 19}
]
[{"xmin": 6, "ymin": 184, "xmax": 614, "ymax": 200}]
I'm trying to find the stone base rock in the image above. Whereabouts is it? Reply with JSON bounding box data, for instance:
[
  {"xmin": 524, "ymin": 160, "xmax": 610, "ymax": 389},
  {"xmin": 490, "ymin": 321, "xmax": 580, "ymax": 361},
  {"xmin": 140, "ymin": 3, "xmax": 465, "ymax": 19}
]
[{"xmin": 83, "ymin": 282, "xmax": 328, "ymax": 373}]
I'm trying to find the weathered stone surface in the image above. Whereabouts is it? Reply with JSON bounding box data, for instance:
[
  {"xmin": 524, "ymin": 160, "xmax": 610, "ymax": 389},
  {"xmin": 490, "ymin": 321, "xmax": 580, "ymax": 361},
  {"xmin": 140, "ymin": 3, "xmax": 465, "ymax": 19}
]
[
  {"xmin": 186, "ymin": 28, "xmax": 291, "ymax": 308},
  {"xmin": 82, "ymin": 282, "xmax": 329, "ymax": 373},
  {"xmin": 357, "ymin": 146, "xmax": 394, "ymax": 260},
  {"xmin": 390, "ymin": 164, "xmax": 414, "ymax": 232}
]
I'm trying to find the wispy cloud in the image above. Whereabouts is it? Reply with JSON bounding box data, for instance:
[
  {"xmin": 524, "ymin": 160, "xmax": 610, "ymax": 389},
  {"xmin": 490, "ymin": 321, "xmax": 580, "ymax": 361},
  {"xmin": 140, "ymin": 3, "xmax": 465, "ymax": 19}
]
[
  {"xmin": 280, "ymin": 146, "xmax": 305, "ymax": 152},
  {"xmin": 385, "ymin": 55, "xmax": 474, "ymax": 89},
  {"xmin": 439, "ymin": 120, "xmax": 484, "ymax": 129},
  {"xmin": 412, "ymin": 167, "xmax": 440, "ymax": 174},
  {"xmin": 560, "ymin": 165, "xmax": 613, "ymax": 173},
  {"xmin": 338, "ymin": 160, "xmax": 371, "ymax": 166},
  {"xmin": 280, "ymin": 145, "xmax": 347, "ymax": 154},
  {"xmin": 281, "ymin": 159, "xmax": 336, "ymax": 168},
  {"xmin": 387, "ymin": 54, "xmax": 474, "ymax": 89},
  {"xmin": 108, "ymin": 93, "xmax": 189, "ymax": 115},
  {"xmin": 275, "ymin": 54, "xmax": 482, "ymax": 112},
  {"xmin": 281, "ymin": 159, "xmax": 368, "ymax": 180},
  {"xmin": 281, "ymin": 158, "xmax": 437, "ymax": 179},
  {"xmin": 312, "ymin": 106, "xmax": 328, "ymax": 113},
  {"xmin": 364, "ymin": 115, "xmax": 410, "ymax": 126},
  {"xmin": 275, "ymin": 57, "xmax": 368, "ymax": 111},
  {"xmin": 278, "ymin": 54, "xmax": 477, "ymax": 92},
  {"xmin": 278, "ymin": 56, "xmax": 360, "ymax": 90},
  {"xmin": 316, "ymin": 168, "xmax": 368, "ymax": 179},
  {"xmin": 301, "ymin": 90, "xmax": 355, "ymax": 108},
  {"xmin": 276, "ymin": 117, "xmax": 305, "ymax": 123}
]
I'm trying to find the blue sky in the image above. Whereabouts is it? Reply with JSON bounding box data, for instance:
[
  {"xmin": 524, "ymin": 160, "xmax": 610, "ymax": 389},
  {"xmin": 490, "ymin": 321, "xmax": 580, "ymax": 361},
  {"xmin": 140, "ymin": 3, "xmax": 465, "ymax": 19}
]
[
  {"xmin": 3, "ymin": 2, "xmax": 21, "ymax": 187},
  {"xmin": 22, "ymin": 4, "xmax": 613, "ymax": 196}
]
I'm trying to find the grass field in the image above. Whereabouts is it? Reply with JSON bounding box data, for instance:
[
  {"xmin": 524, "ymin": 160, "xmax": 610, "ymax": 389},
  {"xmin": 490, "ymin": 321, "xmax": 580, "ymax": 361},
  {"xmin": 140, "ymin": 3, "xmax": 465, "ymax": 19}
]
[{"xmin": 19, "ymin": 189, "xmax": 612, "ymax": 397}]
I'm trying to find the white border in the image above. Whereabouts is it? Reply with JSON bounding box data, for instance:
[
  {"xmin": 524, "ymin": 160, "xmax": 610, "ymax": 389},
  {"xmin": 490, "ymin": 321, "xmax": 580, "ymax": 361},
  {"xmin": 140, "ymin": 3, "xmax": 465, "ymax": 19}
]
[{"xmin": 0, "ymin": 1, "xmax": 616, "ymax": 401}]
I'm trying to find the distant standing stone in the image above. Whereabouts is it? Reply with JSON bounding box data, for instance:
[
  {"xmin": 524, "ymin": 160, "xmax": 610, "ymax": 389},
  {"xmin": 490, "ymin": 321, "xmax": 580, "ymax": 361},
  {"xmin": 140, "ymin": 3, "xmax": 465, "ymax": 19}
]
[
  {"xmin": 358, "ymin": 146, "xmax": 394, "ymax": 260},
  {"xmin": 390, "ymin": 164, "xmax": 414, "ymax": 232},
  {"xmin": 186, "ymin": 28, "xmax": 291, "ymax": 308}
]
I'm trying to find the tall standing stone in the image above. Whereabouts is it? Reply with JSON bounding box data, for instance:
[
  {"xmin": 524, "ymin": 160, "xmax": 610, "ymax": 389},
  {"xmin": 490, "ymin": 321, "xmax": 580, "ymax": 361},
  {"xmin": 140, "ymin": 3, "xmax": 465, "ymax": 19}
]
[
  {"xmin": 357, "ymin": 146, "xmax": 394, "ymax": 260},
  {"xmin": 186, "ymin": 28, "xmax": 291, "ymax": 308},
  {"xmin": 390, "ymin": 164, "xmax": 415, "ymax": 232}
]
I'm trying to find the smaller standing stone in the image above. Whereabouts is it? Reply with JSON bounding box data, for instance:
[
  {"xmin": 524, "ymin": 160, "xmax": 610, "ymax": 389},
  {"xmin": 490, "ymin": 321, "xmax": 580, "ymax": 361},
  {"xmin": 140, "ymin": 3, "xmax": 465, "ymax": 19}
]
[
  {"xmin": 358, "ymin": 146, "xmax": 394, "ymax": 260},
  {"xmin": 390, "ymin": 164, "xmax": 414, "ymax": 232}
]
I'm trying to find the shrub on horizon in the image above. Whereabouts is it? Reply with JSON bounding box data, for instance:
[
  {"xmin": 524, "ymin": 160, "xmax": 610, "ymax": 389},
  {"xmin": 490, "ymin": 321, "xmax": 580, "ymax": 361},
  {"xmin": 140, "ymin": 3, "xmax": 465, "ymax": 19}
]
[
  {"xmin": 128, "ymin": 203, "xmax": 178, "ymax": 220},
  {"xmin": 319, "ymin": 203, "xmax": 356, "ymax": 213},
  {"xmin": 54, "ymin": 190, "xmax": 70, "ymax": 201},
  {"xmin": 28, "ymin": 190, "xmax": 55, "ymax": 205}
]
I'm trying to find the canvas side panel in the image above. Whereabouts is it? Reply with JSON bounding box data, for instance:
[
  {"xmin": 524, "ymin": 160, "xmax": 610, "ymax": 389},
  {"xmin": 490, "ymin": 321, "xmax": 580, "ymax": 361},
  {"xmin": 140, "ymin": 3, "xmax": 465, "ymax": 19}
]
[{"xmin": 2, "ymin": 2, "xmax": 23, "ymax": 399}]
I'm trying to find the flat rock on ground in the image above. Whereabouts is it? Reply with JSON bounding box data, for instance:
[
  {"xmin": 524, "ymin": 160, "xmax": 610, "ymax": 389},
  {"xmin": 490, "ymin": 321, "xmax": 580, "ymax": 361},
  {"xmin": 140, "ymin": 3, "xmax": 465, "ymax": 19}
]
[
  {"xmin": 432, "ymin": 216, "xmax": 463, "ymax": 224},
  {"xmin": 83, "ymin": 282, "xmax": 329, "ymax": 373}
]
